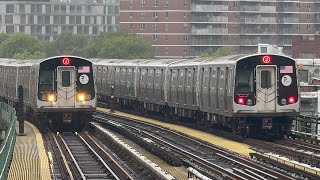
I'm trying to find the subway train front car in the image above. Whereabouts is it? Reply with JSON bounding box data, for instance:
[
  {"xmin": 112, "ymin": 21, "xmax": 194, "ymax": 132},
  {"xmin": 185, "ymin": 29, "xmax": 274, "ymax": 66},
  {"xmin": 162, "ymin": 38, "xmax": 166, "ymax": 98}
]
[
  {"xmin": 234, "ymin": 54, "xmax": 299, "ymax": 137},
  {"xmin": 37, "ymin": 56, "xmax": 96, "ymax": 131}
]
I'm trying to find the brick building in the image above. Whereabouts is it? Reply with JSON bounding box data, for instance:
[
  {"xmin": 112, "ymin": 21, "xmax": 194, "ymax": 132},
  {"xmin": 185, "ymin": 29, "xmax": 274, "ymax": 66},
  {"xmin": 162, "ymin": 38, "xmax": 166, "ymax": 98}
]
[
  {"xmin": 121, "ymin": 0, "xmax": 320, "ymax": 58},
  {"xmin": 120, "ymin": 0, "xmax": 191, "ymax": 58},
  {"xmin": 292, "ymin": 35, "xmax": 320, "ymax": 58}
]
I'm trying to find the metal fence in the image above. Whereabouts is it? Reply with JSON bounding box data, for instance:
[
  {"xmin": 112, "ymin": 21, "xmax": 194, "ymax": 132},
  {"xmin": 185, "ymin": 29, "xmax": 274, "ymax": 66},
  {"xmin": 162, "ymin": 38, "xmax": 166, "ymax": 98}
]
[{"xmin": 0, "ymin": 103, "xmax": 16, "ymax": 180}]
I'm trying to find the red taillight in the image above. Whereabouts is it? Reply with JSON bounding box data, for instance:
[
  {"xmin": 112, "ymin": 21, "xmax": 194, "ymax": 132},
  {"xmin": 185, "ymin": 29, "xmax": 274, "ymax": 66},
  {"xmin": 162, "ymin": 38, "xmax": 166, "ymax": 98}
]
[
  {"xmin": 238, "ymin": 97, "xmax": 245, "ymax": 104},
  {"xmin": 288, "ymin": 96, "xmax": 295, "ymax": 104}
]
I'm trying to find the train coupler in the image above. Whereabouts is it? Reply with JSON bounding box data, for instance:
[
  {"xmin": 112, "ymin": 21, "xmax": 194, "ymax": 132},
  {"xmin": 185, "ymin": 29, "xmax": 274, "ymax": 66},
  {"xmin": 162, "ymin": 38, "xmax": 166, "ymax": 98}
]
[
  {"xmin": 63, "ymin": 113, "xmax": 72, "ymax": 123},
  {"xmin": 262, "ymin": 118, "xmax": 272, "ymax": 129}
]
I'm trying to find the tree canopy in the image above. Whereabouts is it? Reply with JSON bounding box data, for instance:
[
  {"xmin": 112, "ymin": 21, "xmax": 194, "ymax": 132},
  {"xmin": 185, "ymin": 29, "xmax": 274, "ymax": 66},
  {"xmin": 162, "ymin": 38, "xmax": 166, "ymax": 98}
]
[
  {"xmin": 0, "ymin": 33, "xmax": 44, "ymax": 58},
  {"xmin": 201, "ymin": 47, "xmax": 237, "ymax": 59},
  {"xmin": 0, "ymin": 31, "xmax": 155, "ymax": 60}
]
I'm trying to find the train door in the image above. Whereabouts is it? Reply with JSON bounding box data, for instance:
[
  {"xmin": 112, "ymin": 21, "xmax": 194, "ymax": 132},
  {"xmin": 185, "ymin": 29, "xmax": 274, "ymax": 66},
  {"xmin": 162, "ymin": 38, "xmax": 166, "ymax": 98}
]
[
  {"xmin": 57, "ymin": 67, "xmax": 76, "ymax": 107},
  {"xmin": 256, "ymin": 66, "xmax": 277, "ymax": 111}
]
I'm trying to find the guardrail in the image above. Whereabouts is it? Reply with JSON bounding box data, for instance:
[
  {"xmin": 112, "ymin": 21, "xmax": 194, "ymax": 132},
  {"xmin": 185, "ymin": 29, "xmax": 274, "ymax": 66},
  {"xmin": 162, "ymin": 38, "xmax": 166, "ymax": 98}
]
[{"xmin": 0, "ymin": 103, "xmax": 16, "ymax": 180}]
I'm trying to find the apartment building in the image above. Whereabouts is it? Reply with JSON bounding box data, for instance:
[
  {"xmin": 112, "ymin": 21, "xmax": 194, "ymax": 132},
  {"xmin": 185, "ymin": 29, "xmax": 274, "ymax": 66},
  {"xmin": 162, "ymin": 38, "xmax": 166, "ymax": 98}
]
[
  {"xmin": 121, "ymin": 0, "xmax": 320, "ymax": 57},
  {"xmin": 0, "ymin": 0, "xmax": 120, "ymax": 41}
]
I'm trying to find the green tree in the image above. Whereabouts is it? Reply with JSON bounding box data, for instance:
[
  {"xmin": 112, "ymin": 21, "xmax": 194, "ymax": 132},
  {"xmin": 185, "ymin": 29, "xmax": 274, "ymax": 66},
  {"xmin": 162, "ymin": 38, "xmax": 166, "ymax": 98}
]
[
  {"xmin": 202, "ymin": 47, "xmax": 237, "ymax": 59},
  {"xmin": 13, "ymin": 50, "xmax": 46, "ymax": 60},
  {"xmin": 0, "ymin": 33, "xmax": 10, "ymax": 44},
  {"xmin": 0, "ymin": 33, "xmax": 44, "ymax": 58},
  {"xmin": 46, "ymin": 32, "xmax": 88, "ymax": 57},
  {"xmin": 85, "ymin": 30, "xmax": 154, "ymax": 59}
]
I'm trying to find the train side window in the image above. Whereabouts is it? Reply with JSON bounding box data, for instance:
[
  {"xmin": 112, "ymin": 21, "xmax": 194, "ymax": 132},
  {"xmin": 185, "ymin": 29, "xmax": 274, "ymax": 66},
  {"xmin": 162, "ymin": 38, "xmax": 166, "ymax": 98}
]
[
  {"xmin": 261, "ymin": 70, "xmax": 271, "ymax": 89},
  {"xmin": 61, "ymin": 71, "xmax": 71, "ymax": 87}
]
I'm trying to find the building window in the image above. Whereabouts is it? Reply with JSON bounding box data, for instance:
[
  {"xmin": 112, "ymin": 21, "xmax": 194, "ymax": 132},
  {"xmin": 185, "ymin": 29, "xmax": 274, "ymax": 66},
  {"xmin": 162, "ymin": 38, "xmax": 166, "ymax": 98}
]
[
  {"xmin": 184, "ymin": 23, "xmax": 188, "ymax": 30},
  {"xmin": 38, "ymin": 16, "xmax": 43, "ymax": 24},
  {"xmin": 184, "ymin": 0, "xmax": 189, "ymax": 7},
  {"xmin": 19, "ymin": 26, "xmax": 25, "ymax": 33},
  {"xmin": 129, "ymin": 12, "xmax": 133, "ymax": 19},
  {"xmin": 140, "ymin": 23, "xmax": 145, "ymax": 30},
  {"xmin": 19, "ymin": 5, "xmax": 25, "ymax": 14},
  {"xmin": 130, "ymin": 0, "xmax": 133, "ymax": 7},
  {"xmin": 76, "ymin": 6, "xmax": 82, "ymax": 13},
  {"xmin": 165, "ymin": 12, "xmax": 169, "ymax": 19},
  {"xmin": 307, "ymin": 14, "xmax": 311, "ymax": 20},
  {"xmin": 20, "ymin": 15, "xmax": 26, "ymax": 24},
  {"xmin": 307, "ymin": 24, "xmax": 311, "ymax": 30},
  {"xmin": 54, "ymin": 16, "xmax": 60, "ymax": 24},
  {"xmin": 165, "ymin": 47, "xmax": 169, "ymax": 55},
  {"xmin": 5, "ymin": 15, "xmax": 13, "ymax": 24},
  {"xmin": 6, "ymin": 4, "xmax": 14, "ymax": 13},
  {"xmin": 184, "ymin": 35, "xmax": 188, "ymax": 41},
  {"xmin": 152, "ymin": 34, "xmax": 157, "ymax": 41},
  {"xmin": 164, "ymin": 23, "xmax": 168, "ymax": 31},
  {"xmin": 307, "ymin": 3, "xmax": 310, "ymax": 9},
  {"xmin": 70, "ymin": 6, "xmax": 75, "ymax": 13},
  {"xmin": 165, "ymin": 0, "xmax": 169, "ymax": 7},
  {"xmin": 165, "ymin": 35, "xmax": 168, "ymax": 41},
  {"xmin": 184, "ymin": 47, "xmax": 188, "ymax": 53},
  {"xmin": 29, "ymin": 15, "xmax": 34, "ymax": 24},
  {"xmin": 36, "ymin": 5, "xmax": 42, "ymax": 13},
  {"xmin": 153, "ymin": 23, "xmax": 158, "ymax": 30},
  {"xmin": 153, "ymin": 12, "xmax": 158, "ymax": 19},
  {"xmin": 60, "ymin": 5, "xmax": 66, "ymax": 13},
  {"xmin": 140, "ymin": 0, "xmax": 146, "ymax": 7},
  {"xmin": 130, "ymin": 24, "xmax": 133, "ymax": 30},
  {"xmin": 153, "ymin": 0, "xmax": 158, "ymax": 7},
  {"xmin": 233, "ymin": 2, "xmax": 238, "ymax": 8},
  {"xmin": 140, "ymin": 12, "xmax": 144, "ymax": 19},
  {"xmin": 54, "ymin": 5, "xmax": 60, "ymax": 13},
  {"xmin": 184, "ymin": 12, "xmax": 188, "ymax": 19},
  {"xmin": 6, "ymin": 26, "xmax": 14, "ymax": 33}
]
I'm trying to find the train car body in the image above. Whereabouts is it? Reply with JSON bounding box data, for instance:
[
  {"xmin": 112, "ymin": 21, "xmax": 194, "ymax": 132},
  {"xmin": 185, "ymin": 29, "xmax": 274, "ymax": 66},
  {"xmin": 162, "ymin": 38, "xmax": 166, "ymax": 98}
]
[
  {"xmin": 0, "ymin": 56, "xmax": 96, "ymax": 130},
  {"xmin": 94, "ymin": 54, "xmax": 299, "ymax": 137}
]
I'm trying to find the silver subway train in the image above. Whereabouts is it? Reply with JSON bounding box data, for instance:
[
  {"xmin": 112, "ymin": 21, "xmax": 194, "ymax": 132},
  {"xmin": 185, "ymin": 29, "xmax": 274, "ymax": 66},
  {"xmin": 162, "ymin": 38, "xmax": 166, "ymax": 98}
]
[
  {"xmin": 94, "ymin": 54, "xmax": 299, "ymax": 137},
  {"xmin": 0, "ymin": 56, "xmax": 96, "ymax": 130}
]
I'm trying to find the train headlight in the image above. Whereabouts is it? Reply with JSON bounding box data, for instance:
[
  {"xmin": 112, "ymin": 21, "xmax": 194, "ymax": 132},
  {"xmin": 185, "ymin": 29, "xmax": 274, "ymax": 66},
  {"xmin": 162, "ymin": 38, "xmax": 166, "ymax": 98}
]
[
  {"xmin": 246, "ymin": 99, "xmax": 252, "ymax": 105},
  {"xmin": 281, "ymin": 99, "xmax": 287, "ymax": 105},
  {"xmin": 77, "ymin": 93, "xmax": 86, "ymax": 102},
  {"xmin": 47, "ymin": 94, "xmax": 56, "ymax": 102}
]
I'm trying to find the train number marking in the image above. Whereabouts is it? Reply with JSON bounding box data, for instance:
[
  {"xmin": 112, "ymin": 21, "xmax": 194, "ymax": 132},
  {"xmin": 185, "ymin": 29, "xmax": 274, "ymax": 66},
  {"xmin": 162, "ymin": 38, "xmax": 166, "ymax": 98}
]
[
  {"xmin": 79, "ymin": 74, "xmax": 89, "ymax": 84},
  {"xmin": 281, "ymin": 75, "xmax": 292, "ymax": 86}
]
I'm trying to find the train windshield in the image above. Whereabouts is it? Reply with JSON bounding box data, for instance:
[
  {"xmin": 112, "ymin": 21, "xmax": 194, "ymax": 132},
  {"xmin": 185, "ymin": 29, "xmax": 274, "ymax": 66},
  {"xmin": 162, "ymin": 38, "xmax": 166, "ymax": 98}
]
[
  {"xmin": 235, "ymin": 70, "xmax": 254, "ymax": 92},
  {"xmin": 39, "ymin": 70, "xmax": 54, "ymax": 91}
]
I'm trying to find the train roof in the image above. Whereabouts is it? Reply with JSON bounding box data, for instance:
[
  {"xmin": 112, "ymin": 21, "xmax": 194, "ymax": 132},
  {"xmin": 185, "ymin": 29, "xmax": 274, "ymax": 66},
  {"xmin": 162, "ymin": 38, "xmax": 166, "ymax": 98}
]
[
  {"xmin": 137, "ymin": 59, "xmax": 182, "ymax": 67},
  {"xmin": 0, "ymin": 58, "xmax": 40, "ymax": 66},
  {"xmin": 169, "ymin": 58, "xmax": 208, "ymax": 67}
]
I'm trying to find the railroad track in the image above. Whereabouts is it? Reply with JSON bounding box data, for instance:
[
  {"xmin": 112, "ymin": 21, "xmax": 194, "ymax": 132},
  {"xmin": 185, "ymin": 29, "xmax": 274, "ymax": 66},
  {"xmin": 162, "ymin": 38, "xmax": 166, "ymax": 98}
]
[
  {"xmin": 93, "ymin": 111, "xmax": 298, "ymax": 180},
  {"xmin": 278, "ymin": 137, "xmax": 320, "ymax": 155},
  {"xmin": 247, "ymin": 138, "xmax": 320, "ymax": 167},
  {"xmin": 42, "ymin": 129, "xmax": 71, "ymax": 180},
  {"xmin": 53, "ymin": 131, "xmax": 133, "ymax": 180}
]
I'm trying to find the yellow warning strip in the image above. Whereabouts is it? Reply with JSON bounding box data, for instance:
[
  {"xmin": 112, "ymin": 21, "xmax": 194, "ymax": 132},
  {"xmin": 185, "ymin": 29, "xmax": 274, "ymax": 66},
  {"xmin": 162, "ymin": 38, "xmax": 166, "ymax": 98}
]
[
  {"xmin": 26, "ymin": 122, "xmax": 51, "ymax": 180},
  {"xmin": 98, "ymin": 107, "xmax": 254, "ymax": 156},
  {"xmin": 8, "ymin": 121, "xmax": 51, "ymax": 180}
]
